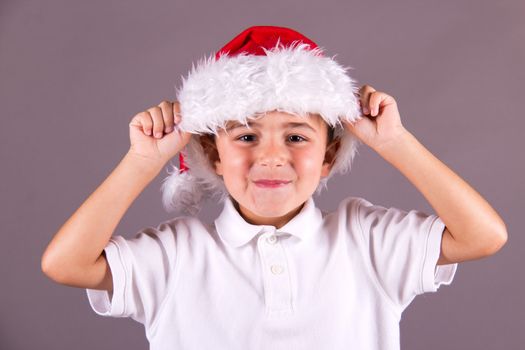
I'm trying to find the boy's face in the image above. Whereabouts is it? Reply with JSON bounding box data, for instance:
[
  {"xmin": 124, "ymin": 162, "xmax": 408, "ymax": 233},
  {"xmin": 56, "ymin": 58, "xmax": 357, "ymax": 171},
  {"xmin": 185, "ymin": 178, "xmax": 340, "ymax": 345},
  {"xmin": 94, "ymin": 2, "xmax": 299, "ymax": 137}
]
[{"xmin": 202, "ymin": 111, "xmax": 339, "ymax": 229}]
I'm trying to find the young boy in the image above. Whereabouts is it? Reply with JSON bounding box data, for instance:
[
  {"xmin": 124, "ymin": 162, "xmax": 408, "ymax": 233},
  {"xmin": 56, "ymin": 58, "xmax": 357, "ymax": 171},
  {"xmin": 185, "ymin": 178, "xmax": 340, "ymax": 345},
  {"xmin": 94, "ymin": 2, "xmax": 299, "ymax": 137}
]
[{"xmin": 41, "ymin": 26, "xmax": 507, "ymax": 350}]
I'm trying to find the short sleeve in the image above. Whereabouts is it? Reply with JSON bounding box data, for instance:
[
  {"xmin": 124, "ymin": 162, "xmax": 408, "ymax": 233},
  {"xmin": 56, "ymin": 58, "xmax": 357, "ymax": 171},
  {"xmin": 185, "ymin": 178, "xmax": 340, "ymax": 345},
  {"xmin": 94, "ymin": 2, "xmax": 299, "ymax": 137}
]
[
  {"xmin": 85, "ymin": 221, "xmax": 177, "ymax": 327},
  {"xmin": 355, "ymin": 198, "xmax": 458, "ymax": 310}
]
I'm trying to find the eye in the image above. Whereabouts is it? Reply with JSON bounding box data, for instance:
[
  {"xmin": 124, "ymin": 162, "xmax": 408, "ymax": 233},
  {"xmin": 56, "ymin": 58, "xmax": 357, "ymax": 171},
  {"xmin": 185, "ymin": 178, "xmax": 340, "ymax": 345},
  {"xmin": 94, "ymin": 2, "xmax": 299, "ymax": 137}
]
[
  {"xmin": 235, "ymin": 134, "xmax": 307, "ymax": 143},
  {"xmin": 237, "ymin": 134, "xmax": 256, "ymax": 142},
  {"xmin": 288, "ymin": 135, "xmax": 306, "ymax": 143}
]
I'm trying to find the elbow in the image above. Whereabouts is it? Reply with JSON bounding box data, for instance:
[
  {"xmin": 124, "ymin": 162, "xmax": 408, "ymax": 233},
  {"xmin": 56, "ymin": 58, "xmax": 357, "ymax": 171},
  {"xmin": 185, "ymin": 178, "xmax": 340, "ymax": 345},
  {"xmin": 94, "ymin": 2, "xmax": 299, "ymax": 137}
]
[
  {"xmin": 481, "ymin": 225, "xmax": 508, "ymax": 257},
  {"xmin": 41, "ymin": 249, "xmax": 66, "ymax": 283},
  {"xmin": 41, "ymin": 252, "xmax": 58, "ymax": 281}
]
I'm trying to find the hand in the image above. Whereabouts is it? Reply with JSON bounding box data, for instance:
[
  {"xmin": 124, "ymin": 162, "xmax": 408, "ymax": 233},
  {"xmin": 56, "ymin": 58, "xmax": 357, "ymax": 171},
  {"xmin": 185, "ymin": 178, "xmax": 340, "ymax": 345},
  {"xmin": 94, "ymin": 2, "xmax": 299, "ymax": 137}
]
[
  {"xmin": 344, "ymin": 85, "xmax": 408, "ymax": 152},
  {"xmin": 128, "ymin": 100, "xmax": 192, "ymax": 165}
]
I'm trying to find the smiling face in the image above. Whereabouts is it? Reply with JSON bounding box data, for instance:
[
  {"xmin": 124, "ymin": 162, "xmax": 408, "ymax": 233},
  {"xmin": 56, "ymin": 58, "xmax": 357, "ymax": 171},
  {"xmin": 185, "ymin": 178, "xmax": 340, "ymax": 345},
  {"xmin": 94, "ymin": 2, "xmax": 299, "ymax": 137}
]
[{"xmin": 200, "ymin": 110, "xmax": 340, "ymax": 228}]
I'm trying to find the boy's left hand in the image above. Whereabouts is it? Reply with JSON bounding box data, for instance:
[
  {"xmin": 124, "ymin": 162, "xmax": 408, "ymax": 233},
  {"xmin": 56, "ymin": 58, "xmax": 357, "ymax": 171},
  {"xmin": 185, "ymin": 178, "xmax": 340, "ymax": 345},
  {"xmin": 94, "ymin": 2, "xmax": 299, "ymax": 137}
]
[{"xmin": 344, "ymin": 84, "xmax": 408, "ymax": 152}]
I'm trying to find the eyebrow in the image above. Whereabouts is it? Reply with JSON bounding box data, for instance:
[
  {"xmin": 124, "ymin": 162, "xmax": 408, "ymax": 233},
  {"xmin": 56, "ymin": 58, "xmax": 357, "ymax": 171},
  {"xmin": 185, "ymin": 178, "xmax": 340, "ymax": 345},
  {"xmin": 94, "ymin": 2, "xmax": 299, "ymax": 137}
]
[{"xmin": 225, "ymin": 121, "xmax": 317, "ymax": 133}]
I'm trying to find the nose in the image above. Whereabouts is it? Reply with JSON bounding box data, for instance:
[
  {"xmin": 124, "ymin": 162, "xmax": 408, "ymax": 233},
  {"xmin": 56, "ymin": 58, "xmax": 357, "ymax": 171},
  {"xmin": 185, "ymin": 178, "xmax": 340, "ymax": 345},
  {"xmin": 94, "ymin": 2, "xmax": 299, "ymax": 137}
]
[{"xmin": 256, "ymin": 139, "xmax": 288, "ymax": 168}]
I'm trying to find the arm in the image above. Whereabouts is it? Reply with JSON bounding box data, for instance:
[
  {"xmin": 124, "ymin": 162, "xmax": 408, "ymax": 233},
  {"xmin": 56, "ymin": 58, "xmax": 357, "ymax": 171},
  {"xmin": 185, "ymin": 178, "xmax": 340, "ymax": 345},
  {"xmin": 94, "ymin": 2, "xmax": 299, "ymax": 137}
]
[
  {"xmin": 346, "ymin": 85, "xmax": 508, "ymax": 266},
  {"xmin": 41, "ymin": 100, "xmax": 191, "ymax": 290},
  {"xmin": 41, "ymin": 151, "xmax": 162, "ymax": 289},
  {"xmin": 375, "ymin": 130, "xmax": 507, "ymax": 265}
]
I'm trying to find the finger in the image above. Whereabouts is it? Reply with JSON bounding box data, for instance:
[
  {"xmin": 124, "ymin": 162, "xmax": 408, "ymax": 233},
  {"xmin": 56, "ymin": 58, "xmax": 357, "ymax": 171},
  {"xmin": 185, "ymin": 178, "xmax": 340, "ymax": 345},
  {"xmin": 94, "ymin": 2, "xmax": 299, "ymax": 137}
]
[
  {"xmin": 369, "ymin": 92, "xmax": 393, "ymax": 117},
  {"xmin": 158, "ymin": 100, "xmax": 175, "ymax": 133},
  {"xmin": 359, "ymin": 85, "xmax": 376, "ymax": 115},
  {"xmin": 359, "ymin": 84, "xmax": 376, "ymax": 95},
  {"xmin": 368, "ymin": 92, "xmax": 382, "ymax": 117},
  {"xmin": 147, "ymin": 106, "xmax": 165, "ymax": 138},
  {"xmin": 130, "ymin": 112, "xmax": 153, "ymax": 136}
]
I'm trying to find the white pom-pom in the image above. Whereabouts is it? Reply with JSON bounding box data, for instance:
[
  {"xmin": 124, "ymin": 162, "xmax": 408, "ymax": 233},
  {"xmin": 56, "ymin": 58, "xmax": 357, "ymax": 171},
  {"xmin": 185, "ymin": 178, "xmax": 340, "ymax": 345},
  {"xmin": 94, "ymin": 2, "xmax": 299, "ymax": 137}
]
[{"xmin": 161, "ymin": 164, "xmax": 204, "ymax": 216}]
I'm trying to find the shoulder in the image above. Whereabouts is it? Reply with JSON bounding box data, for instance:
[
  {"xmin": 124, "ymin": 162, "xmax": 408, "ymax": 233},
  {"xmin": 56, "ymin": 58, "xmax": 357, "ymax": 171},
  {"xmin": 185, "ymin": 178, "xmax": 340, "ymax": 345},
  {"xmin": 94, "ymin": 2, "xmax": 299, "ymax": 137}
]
[
  {"xmin": 109, "ymin": 215, "xmax": 214, "ymax": 265},
  {"xmin": 148, "ymin": 214, "xmax": 215, "ymax": 245},
  {"xmin": 331, "ymin": 196, "xmax": 420, "ymax": 238},
  {"xmin": 331, "ymin": 195, "xmax": 373, "ymax": 224},
  {"xmin": 118, "ymin": 214, "xmax": 211, "ymax": 247},
  {"xmin": 335, "ymin": 196, "xmax": 423, "ymax": 225},
  {"xmin": 336, "ymin": 197, "xmax": 443, "ymax": 246},
  {"xmin": 320, "ymin": 196, "xmax": 372, "ymax": 241},
  {"xmin": 160, "ymin": 214, "xmax": 210, "ymax": 233},
  {"xmin": 337, "ymin": 196, "xmax": 371, "ymax": 209}
]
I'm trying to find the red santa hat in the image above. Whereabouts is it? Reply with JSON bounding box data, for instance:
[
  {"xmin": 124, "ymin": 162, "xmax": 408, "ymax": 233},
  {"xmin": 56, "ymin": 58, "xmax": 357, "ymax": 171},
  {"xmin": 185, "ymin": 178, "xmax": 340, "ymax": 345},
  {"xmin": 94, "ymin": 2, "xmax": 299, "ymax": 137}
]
[{"xmin": 161, "ymin": 25, "xmax": 362, "ymax": 215}]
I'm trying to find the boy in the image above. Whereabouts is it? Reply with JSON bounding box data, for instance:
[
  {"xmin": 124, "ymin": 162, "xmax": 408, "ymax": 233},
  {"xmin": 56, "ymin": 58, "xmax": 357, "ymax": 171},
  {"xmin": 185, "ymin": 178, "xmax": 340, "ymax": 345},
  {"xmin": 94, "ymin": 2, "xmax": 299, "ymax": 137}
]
[{"xmin": 41, "ymin": 26, "xmax": 507, "ymax": 349}]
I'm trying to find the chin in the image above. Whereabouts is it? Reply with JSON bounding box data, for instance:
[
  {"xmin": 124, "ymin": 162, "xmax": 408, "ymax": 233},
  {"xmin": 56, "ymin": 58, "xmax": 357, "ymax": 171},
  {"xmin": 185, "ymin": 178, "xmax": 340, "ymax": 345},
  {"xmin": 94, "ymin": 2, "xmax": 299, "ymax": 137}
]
[
  {"xmin": 247, "ymin": 201, "xmax": 289, "ymax": 215},
  {"xmin": 253, "ymin": 207, "xmax": 290, "ymax": 218},
  {"xmin": 234, "ymin": 195, "xmax": 291, "ymax": 217}
]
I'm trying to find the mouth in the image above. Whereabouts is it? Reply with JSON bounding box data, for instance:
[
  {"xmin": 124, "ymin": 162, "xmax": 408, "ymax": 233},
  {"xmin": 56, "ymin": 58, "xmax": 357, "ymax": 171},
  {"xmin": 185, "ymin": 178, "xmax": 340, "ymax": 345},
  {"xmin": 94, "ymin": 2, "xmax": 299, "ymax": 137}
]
[{"xmin": 253, "ymin": 179, "xmax": 292, "ymax": 188}]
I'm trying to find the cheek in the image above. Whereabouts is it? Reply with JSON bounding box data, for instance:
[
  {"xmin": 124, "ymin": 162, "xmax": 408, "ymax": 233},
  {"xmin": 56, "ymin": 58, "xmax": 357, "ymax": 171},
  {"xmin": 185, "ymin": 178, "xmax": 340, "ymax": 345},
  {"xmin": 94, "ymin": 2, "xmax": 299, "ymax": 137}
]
[
  {"xmin": 217, "ymin": 146, "xmax": 250, "ymax": 177},
  {"xmin": 295, "ymin": 148, "xmax": 325, "ymax": 174},
  {"xmin": 228, "ymin": 151, "xmax": 248, "ymax": 168},
  {"xmin": 219, "ymin": 149, "xmax": 251, "ymax": 193}
]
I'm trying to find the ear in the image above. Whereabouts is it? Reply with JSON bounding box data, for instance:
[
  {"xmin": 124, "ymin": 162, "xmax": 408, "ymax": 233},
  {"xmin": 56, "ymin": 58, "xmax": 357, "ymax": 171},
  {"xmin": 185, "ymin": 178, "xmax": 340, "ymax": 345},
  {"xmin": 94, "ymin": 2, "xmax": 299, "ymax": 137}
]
[
  {"xmin": 321, "ymin": 137, "xmax": 341, "ymax": 178},
  {"xmin": 199, "ymin": 134, "xmax": 222, "ymax": 175}
]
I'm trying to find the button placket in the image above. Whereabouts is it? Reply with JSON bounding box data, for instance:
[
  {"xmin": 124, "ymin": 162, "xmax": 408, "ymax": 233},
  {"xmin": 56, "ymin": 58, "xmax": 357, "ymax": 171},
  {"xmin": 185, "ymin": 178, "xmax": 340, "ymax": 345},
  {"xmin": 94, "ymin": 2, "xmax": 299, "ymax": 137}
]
[{"xmin": 257, "ymin": 231, "xmax": 293, "ymax": 315}]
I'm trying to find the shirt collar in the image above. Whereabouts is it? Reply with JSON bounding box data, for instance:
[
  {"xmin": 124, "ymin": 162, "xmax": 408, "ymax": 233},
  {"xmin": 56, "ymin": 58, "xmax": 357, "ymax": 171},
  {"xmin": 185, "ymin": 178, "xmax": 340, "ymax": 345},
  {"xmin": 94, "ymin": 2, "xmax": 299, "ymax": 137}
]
[{"xmin": 214, "ymin": 195, "xmax": 324, "ymax": 248}]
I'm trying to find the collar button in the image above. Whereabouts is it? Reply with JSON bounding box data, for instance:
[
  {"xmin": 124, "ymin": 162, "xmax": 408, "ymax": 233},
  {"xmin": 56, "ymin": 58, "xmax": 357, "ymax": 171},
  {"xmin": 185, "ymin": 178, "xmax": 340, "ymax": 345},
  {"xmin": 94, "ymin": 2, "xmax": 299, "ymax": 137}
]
[{"xmin": 266, "ymin": 234, "xmax": 278, "ymax": 244}]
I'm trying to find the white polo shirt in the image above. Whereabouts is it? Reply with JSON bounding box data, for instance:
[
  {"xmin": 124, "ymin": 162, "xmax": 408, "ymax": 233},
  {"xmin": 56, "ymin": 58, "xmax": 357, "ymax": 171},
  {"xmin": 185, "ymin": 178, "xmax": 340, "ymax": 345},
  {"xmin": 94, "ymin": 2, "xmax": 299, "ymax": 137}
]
[{"xmin": 86, "ymin": 195, "xmax": 457, "ymax": 350}]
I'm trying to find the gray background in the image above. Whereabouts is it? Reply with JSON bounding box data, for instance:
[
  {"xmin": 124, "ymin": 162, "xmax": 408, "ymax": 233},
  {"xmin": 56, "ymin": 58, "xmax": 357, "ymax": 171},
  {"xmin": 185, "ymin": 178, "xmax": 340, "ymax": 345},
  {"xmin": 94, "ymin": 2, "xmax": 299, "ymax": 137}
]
[{"xmin": 1, "ymin": 0, "xmax": 523, "ymax": 349}]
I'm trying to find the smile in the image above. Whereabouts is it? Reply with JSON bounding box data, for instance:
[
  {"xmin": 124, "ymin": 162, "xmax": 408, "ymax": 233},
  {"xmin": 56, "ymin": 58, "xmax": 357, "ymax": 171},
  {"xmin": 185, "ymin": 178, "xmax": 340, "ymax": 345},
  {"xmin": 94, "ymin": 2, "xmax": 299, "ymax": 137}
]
[{"xmin": 253, "ymin": 180, "xmax": 292, "ymax": 188}]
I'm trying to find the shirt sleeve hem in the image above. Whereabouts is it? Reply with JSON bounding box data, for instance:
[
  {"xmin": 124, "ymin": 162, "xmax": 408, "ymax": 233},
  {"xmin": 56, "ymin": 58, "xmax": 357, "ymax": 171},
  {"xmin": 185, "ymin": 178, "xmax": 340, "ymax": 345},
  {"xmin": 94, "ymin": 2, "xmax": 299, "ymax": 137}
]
[
  {"xmin": 421, "ymin": 216, "xmax": 458, "ymax": 293},
  {"xmin": 85, "ymin": 236, "xmax": 128, "ymax": 317}
]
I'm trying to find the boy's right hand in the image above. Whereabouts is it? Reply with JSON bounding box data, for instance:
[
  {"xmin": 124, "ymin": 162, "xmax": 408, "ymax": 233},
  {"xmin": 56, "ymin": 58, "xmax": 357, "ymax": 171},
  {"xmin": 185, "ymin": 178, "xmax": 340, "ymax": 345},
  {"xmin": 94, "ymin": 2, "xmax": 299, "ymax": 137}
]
[{"xmin": 128, "ymin": 101, "xmax": 192, "ymax": 165}]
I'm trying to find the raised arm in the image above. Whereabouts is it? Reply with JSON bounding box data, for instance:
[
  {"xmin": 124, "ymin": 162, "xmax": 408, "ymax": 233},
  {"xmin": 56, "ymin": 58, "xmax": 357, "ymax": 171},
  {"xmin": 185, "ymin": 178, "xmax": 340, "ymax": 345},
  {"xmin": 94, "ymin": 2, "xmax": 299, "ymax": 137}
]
[
  {"xmin": 41, "ymin": 101, "xmax": 191, "ymax": 291},
  {"xmin": 41, "ymin": 152, "xmax": 162, "ymax": 290},
  {"xmin": 345, "ymin": 85, "xmax": 508, "ymax": 265},
  {"xmin": 376, "ymin": 129, "xmax": 507, "ymax": 265}
]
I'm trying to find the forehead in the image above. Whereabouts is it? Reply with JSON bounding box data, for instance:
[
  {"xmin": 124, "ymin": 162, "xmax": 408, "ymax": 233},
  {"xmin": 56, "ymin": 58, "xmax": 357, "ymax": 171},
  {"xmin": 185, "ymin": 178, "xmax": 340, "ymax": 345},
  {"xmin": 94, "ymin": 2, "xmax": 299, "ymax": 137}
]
[{"xmin": 222, "ymin": 111, "xmax": 326, "ymax": 131}]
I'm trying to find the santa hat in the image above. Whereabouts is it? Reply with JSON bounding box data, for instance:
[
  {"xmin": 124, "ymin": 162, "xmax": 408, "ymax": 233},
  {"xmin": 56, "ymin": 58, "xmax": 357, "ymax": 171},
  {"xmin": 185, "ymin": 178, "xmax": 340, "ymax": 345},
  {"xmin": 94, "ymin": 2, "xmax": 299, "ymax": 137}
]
[{"xmin": 161, "ymin": 25, "xmax": 362, "ymax": 215}]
